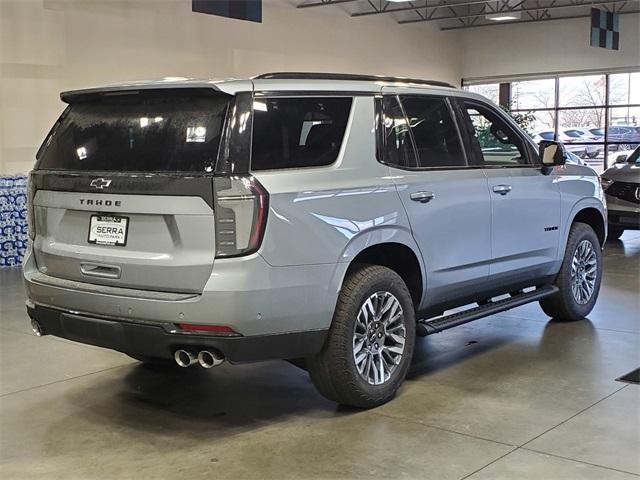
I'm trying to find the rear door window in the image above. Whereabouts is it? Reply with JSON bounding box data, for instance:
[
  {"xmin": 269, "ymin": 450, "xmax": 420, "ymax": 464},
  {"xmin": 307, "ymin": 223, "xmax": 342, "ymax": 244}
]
[
  {"xmin": 399, "ymin": 95, "xmax": 466, "ymax": 168},
  {"xmin": 36, "ymin": 90, "xmax": 230, "ymax": 172},
  {"xmin": 250, "ymin": 97, "xmax": 352, "ymax": 171}
]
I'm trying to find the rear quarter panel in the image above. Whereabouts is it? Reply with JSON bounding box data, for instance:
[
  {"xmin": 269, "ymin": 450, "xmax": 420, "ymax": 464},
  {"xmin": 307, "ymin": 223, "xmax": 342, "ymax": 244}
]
[{"xmin": 254, "ymin": 96, "xmax": 413, "ymax": 267}]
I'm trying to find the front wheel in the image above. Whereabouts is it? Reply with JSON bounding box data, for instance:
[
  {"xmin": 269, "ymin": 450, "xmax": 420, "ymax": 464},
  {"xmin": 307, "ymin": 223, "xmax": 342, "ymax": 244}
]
[
  {"xmin": 308, "ymin": 265, "xmax": 415, "ymax": 408},
  {"xmin": 540, "ymin": 222, "xmax": 602, "ymax": 321}
]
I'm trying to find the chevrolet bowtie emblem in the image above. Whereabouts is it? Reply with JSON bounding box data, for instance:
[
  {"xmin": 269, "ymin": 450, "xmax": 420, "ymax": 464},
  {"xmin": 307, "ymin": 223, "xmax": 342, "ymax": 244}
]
[{"xmin": 89, "ymin": 178, "xmax": 112, "ymax": 189}]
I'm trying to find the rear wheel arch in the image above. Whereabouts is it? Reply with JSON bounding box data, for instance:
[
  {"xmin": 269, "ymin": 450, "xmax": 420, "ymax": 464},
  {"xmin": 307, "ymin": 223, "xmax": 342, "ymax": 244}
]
[{"xmin": 343, "ymin": 242, "xmax": 424, "ymax": 309}]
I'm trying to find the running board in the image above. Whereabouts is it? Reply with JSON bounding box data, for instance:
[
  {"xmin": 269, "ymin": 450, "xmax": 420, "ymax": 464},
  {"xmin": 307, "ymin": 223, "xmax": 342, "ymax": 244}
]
[{"xmin": 416, "ymin": 286, "xmax": 559, "ymax": 336}]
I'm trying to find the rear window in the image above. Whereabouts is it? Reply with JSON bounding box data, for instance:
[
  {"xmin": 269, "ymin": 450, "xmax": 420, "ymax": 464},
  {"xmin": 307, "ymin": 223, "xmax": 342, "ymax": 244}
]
[
  {"xmin": 36, "ymin": 90, "xmax": 230, "ymax": 172},
  {"xmin": 250, "ymin": 97, "xmax": 352, "ymax": 171},
  {"xmin": 400, "ymin": 95, "xmax": 465, "ymax": 168}
]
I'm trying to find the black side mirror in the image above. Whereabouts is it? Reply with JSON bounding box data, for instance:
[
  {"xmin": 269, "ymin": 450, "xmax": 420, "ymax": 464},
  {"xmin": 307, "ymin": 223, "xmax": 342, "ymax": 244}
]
[{"xmin": 539, "ymin": 140, "xmax": 567, "ymax": 167}]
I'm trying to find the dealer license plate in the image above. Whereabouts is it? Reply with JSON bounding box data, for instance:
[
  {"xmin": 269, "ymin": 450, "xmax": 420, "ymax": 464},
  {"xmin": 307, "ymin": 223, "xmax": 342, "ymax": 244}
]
[{"xmin": 88, "ymin": 215, "xmax": 129, "ymax": 246}]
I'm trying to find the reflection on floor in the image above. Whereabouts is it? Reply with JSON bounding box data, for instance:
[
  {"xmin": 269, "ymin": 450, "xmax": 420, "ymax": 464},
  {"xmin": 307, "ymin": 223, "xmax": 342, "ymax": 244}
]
[{"xmin": 1, "ymin": 233, "xmax": 639, "ymax": 479}]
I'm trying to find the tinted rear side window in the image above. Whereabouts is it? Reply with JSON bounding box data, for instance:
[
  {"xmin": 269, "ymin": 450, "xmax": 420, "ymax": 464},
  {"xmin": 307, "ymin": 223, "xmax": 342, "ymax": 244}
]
[
  {"xmin": 251, "ymin": 97, "xmax": 352, "ymax": 171},
  {"xmin": 380, "ymin": 95, "xmax": 418, "ymax": 168},
  {"xmin": 36, "ymin": 90, "xmax": 230, "ymax": 172}
]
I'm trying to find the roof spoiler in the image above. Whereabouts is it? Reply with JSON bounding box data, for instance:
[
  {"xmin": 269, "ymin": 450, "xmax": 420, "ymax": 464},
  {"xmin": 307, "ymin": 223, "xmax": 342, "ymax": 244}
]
[{"xmin": 60, "ymin": 84, "xmax": 226, "ymax": 104}]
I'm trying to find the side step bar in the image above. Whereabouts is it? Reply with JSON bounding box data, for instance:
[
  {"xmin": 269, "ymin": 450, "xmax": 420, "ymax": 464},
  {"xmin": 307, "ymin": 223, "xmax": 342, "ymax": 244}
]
[{"xmin": 416, "ymin": 285, "xmax": 559, "ymax": 336}]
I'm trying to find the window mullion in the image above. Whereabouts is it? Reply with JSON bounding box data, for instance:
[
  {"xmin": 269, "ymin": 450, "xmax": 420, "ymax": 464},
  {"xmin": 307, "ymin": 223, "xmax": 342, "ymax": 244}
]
[
  {"xmin": 604, "ymin": 74, "xmax": 610, "ymax": 170},
  {"xmin": 554, "ymin": 75, "xmax": 560, "ymax": 142}
]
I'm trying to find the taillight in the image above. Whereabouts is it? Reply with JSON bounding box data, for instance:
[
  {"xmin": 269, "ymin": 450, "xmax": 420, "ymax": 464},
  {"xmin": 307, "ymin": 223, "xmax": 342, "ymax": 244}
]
[
  {"xmin": 213, "ymin": 176, "xmax": 268, "ymax": 258},
  {"xmin": 27, "ymin": 172, "xmax": 36, "ymax": 240}
]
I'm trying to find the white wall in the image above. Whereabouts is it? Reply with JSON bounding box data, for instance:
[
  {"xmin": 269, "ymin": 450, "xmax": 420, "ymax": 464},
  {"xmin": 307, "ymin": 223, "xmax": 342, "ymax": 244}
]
[
  {"xmin": 460, "ymin": 14, "xmax": 640, "ymax": 81},
  {"xmin": 0, "ymin": 0, "xmax": 462, "ymax": 174},
  {"xmin": 2, "ymin": 1, "xmax": 637, "ymax": 175}
]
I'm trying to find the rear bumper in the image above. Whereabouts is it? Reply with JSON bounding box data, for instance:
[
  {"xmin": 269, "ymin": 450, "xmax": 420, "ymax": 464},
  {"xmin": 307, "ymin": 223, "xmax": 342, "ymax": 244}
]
[
  {"xmin": 23, "ymin": 246, "xmax": 345, "ymax": 336},
  {"xmin": 27, "ymin": 304, "xmax": 328, "ymax": 363}
]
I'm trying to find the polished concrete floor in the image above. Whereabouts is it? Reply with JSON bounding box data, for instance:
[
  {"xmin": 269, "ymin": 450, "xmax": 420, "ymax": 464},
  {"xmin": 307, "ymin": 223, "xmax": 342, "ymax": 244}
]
[{"xmin": 1, "ymin": 234, "xmax": 639, "ymax": 479}]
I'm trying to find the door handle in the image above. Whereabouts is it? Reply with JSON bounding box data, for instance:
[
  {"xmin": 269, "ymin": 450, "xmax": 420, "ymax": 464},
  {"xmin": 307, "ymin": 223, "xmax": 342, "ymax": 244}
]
[
  {"xmin": 80, "ymin": 263, "xmax": 121, "ymax": 279},
  {"xmin": 410, "ymin": 191, "xmax": 435, "ymax": 203},
  {"xmin": 492, "ymin": 185, "xmax": 512, "ymax": 195}
]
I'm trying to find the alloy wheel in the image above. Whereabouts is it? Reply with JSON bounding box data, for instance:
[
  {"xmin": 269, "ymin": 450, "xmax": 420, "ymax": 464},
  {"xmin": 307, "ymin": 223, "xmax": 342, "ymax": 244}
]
[
  {"xmin": 352, "ymin": 291, "xmax": 406, "ymax": 385},
  {"xmin": 570, "ymin": 239, "xmax": 598, "ymax": 305}
]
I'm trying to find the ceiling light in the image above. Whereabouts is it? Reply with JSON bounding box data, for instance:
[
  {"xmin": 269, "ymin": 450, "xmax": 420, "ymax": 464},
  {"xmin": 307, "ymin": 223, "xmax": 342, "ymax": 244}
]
[{"xmin": 486, "ymin": 12, "xmax": 521, "ymax": 21}]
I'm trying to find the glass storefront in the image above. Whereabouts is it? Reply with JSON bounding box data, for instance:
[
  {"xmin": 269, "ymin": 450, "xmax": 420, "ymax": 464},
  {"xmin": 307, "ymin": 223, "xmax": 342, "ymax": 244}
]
[{"xmin": 465, "ymin": 70, "xmax": 640, "ymax": 172}]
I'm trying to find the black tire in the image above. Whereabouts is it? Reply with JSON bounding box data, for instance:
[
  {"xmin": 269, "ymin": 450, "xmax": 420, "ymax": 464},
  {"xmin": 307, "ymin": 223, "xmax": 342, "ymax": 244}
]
[
  {"xmin": 308, "ymin": 264, "xmax": 415, "ymax": 408},
  {"xmin": 607, "ymin": 226, "xmax": 624, "ymax": 241},
  {"xmin": 540, "ymin": 222, "xmax": 602, "ymax": 321}
]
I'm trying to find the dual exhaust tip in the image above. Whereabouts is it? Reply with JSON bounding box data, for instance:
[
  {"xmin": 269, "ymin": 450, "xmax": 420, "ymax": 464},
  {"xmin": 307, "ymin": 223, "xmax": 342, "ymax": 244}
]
[{"xmin": 174, "ymin": 349, "xmax": 224, "ymax": 369}]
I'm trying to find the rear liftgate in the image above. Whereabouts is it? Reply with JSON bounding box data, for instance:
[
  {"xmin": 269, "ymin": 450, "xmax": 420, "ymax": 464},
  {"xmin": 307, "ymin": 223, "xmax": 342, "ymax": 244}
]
[{"xmin": 28, "ymin": 87, "xmax": 269, "ymax": 365}]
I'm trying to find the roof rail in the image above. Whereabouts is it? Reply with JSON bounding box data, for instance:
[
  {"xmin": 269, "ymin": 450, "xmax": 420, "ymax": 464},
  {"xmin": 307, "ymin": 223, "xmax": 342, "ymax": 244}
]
[{"xmin": 253, "ymin": 72, "xmax": 456, "ymax": 89}]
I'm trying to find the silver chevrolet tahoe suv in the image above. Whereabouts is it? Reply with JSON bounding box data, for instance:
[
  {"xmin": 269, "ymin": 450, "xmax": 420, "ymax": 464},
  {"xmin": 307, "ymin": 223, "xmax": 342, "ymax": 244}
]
[{"xmin": 24, "ymin": 73, "xmax": 607, "ymax": 408}]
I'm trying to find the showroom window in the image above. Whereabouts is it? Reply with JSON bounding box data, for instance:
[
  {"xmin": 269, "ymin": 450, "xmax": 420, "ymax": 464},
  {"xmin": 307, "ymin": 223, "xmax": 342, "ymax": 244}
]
[
  {"xmin": 250, "ymin": 97, "xmax": 352, "ymax": 171},
  {"xmin": 466, "ymin": 83, "xmax": 500, "ymax": 105},
  {"xmin": 463, "ymin": 69, "xmax": 640, "ymax": 172},
  {"xmin": 511, "ymin": 79, "xmax": 556, "ymax": 111}
]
